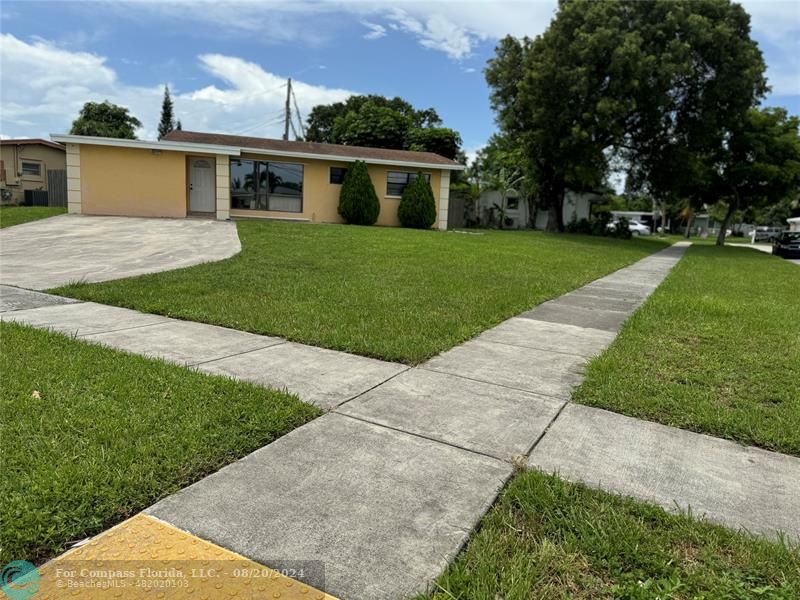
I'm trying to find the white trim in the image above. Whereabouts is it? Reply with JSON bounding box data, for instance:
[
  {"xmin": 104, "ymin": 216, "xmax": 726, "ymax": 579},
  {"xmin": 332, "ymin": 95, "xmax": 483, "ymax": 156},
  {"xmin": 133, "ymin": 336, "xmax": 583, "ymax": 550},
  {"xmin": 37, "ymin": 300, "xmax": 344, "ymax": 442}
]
[
  {"xmin": 50, "ymin": 134, "xmax": 465, "ymax": 171},
  {"xmin": 238, "ymin": 145, "xmax": 465, "ymax": 171},
  {"xmin": 50, "ymin": 134, "xmax": 241, "ymax": 156}
]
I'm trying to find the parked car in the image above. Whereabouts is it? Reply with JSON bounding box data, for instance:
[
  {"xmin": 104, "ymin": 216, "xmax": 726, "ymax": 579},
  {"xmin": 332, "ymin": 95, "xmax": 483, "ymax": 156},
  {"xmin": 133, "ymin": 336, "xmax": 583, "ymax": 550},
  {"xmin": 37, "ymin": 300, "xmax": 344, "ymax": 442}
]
[
  {"xmin": 772, "ymin": 231, "xmax": 800, "ymax": 258},
  {"xmin": 608, "ymin": 219, "xmax": 651, "ymax": 236},
  {"xmin": 753, "ymin": 226, "xmax": 783, "ymax": 243}
]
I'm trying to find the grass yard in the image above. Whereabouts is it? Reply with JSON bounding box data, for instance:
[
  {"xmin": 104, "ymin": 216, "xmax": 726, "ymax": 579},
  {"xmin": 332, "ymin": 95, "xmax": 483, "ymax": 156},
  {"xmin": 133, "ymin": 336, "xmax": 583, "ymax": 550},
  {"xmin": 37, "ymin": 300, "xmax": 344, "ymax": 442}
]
[
  {"xmin": 574, "ymin": 244, "xmax": 800, "ymax": 456},
  {"xmin": 421, "ymin": 470, "xmax": 800, "ymax": 600},
  {"xmin": 0, "ymin": 322, "xmax": 320, "ymax": 564},
  {"xmin": 0, "ymin": 205, "xmax": 66, "ymax": 228},
  {"xmin": 53, "ymin": 221, "xmax": 668, "ymax": 364}
]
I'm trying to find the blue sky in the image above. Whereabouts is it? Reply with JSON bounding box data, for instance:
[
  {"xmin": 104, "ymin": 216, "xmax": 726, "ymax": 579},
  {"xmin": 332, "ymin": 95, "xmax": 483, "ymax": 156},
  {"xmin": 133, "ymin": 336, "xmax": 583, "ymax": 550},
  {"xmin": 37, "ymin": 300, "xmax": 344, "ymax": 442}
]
[{"xmin": 1, "ymin": 1, "xmax": 798, "ymax": 161}]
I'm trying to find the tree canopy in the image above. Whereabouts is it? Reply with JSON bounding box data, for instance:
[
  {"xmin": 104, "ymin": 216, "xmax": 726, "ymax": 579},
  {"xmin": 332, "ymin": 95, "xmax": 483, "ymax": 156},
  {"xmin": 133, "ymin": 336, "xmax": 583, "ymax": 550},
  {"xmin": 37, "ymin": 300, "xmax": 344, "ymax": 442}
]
[
  {"xmin": 158, "ymin": 86, "xmax": 176, "ymax": 140},
  {"xmin": 305, "ymin": 94, "xmax": 461, "ymax": 159},
  {"xmin": 70, "ymin": 101, "xmax": 142, "ymax": 139},
  {"xmin": 485, "ymin": 0, "xmax": 774, "ymax": 234}
]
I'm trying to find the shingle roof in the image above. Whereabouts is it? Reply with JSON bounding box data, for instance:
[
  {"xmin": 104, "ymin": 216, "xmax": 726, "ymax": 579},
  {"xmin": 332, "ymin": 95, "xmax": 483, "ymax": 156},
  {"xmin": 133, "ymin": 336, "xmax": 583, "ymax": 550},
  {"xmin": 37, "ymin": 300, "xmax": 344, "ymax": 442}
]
[
  {"xmin": 0, "ymin": 138, "xmax": 65, "ymax": 151},
  {"xmin": 162, "ymin": 130, "xmax": 462, "ymax": 168}
]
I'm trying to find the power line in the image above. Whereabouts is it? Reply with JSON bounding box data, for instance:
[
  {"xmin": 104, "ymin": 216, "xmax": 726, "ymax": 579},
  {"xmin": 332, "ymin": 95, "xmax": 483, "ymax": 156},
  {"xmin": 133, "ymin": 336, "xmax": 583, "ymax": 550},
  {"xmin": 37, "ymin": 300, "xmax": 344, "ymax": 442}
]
[{"xmin": 232, "ymin": 111, "xmax": 286, "ymax": 136}]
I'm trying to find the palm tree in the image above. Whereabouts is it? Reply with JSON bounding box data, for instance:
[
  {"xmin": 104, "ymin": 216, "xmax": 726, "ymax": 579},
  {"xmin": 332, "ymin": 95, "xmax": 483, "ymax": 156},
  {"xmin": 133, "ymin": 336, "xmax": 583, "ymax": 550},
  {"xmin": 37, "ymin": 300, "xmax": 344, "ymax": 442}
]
[{"xmin": 485, "ymin": 167, "xmax": 526, "ymax": 229}]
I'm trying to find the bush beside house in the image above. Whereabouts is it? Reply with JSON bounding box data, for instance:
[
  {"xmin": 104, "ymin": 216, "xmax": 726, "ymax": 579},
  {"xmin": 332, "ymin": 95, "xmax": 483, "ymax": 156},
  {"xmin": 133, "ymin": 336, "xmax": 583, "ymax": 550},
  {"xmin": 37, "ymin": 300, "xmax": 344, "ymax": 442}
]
[
  {"xmin": 338, "ymin": 160, "xmax": 380, "ymax": 225},
  {"xmin": 398, "ymin": 173, "xmax": 437, "ymax": 229}
]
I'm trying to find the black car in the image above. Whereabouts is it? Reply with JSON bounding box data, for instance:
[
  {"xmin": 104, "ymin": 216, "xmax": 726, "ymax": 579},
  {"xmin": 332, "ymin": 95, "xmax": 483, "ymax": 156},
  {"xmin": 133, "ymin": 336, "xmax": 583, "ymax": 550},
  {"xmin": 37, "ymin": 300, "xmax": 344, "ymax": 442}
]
[{"xmin": 772, "ymin": 231, "xmax": 800, "ymax": 258}]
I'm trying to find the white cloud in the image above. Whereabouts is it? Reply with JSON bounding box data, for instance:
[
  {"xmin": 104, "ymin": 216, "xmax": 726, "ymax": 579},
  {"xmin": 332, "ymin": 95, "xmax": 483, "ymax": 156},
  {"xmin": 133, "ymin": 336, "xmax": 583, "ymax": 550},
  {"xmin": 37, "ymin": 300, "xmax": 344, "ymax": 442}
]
[
  {"xmin": 361, "ymin": 20, "xmax": 386, "ymax": 40},
  {"xmin": 386, "ymin": 8, "xmax": 478, "ymax": 59},
  {"xmin": 740, "ymin": 0, "xmax": 800, "ymax": 97},
  {"xmin": 0, "ymin": 34, "xmax": 356, "ymax": 140}
]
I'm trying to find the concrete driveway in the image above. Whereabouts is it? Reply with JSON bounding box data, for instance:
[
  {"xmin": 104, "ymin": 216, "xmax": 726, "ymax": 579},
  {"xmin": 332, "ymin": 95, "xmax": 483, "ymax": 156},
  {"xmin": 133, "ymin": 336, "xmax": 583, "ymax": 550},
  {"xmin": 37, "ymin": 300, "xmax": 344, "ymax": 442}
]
[{"xmin": 0, "ymin": 214, "xmax": 241, "ymax": 290}]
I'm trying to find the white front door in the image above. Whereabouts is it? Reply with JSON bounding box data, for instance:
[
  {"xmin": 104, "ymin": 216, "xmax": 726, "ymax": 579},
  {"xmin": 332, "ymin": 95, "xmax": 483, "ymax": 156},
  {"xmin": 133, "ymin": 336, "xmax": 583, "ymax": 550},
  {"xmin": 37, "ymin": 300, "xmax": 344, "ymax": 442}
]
[{"xmin": 189, "ymin": 158, "xmax": 215, "ymax": 213}]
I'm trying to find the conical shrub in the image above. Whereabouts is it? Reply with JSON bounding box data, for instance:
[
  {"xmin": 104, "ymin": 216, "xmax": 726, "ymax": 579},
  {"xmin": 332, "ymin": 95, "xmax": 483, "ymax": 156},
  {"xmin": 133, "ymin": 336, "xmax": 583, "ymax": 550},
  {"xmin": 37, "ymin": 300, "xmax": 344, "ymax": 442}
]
[
  {"xmin": 338, "ymin": 160, "xmax": 380, "ymax": 225},
  {"xmin": 398, "ymin": 172, "xmax": 436, "ymax": 229}
]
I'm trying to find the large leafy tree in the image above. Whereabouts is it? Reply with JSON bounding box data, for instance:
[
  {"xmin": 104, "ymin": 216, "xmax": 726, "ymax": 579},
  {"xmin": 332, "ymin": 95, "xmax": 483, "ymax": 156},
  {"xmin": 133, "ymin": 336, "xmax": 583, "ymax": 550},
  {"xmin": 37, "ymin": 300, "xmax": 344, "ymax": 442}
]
[
  {"xmin": 486, "ymin": 2, "xmax": 643, "ymax": 231},
  {"xmin": 70, "ymin": 101, "xmax": 142, "ymax": 139},
  {"xmin": 625, "ymin": 0, "xmax": 767, "ymax": 240},
  {"xmin": 331, "ymin": 102, "xmax": 413, "ymax": 150},
  {"xmin": 158, "ymin": 85, "xmax": 175, "ymax": 140},
  {"xmin": 712, "ymin": 107, "xmax": 800, "ymax": 245},
  {"xmin": 485, "ymin": 0, "xmax": 769, "ymax": 233},
  {"xmin": 305, "ymin": 94, "xmax": 461, "ymax": 159}
]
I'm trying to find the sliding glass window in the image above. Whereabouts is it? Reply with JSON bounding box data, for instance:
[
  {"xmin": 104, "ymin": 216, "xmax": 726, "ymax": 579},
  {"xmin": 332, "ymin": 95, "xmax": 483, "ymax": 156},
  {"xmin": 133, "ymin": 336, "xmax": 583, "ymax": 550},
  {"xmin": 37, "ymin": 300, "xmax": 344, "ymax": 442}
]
[{"xmin": 230, "ymin": 159, "xmax": 303, "ymax": 212}]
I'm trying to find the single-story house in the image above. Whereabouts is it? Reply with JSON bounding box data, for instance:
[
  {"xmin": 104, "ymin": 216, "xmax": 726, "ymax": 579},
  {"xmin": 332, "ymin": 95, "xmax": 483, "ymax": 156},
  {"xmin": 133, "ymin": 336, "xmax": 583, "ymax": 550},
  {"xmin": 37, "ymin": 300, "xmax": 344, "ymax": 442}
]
[
  {"xmin": 788, "ymin": 217, "xmax": 800, "ymax": 232},
  {"xmin": 50, "ymin": 131, "xmax": 464, "ymax": 229},
  {"xmin": 0, "ymin": 138, "xmax": 66, "ymax": 205}
]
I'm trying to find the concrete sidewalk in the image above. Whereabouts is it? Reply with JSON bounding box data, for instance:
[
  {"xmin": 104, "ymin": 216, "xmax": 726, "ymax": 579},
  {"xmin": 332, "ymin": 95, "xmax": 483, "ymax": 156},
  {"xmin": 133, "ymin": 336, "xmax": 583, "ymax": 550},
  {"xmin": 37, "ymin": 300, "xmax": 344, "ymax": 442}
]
[{"xmin": 3, "ymin": 241, "xmax": 800, "ymax": 599}]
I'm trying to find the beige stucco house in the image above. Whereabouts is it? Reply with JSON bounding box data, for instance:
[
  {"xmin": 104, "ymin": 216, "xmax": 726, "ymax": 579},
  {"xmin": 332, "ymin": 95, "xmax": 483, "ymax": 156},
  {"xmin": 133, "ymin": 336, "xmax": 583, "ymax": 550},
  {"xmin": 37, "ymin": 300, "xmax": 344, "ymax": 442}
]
[
  {"xmin": 50, "ymin": 131, "xmax": 464, "ymax": 229},
  {"xmin": 0, "ymin": 139, "xmax": 66, "ymax": 205}
]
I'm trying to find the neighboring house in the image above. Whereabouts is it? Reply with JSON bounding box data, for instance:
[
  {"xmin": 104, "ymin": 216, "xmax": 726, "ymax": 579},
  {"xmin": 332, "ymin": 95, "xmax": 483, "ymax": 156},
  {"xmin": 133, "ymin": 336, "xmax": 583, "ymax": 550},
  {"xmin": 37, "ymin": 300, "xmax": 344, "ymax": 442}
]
[
  {"xmin": 476, "ymin": 189, "xmax": 598, "ymax": 230},
  {"xmin": 0, "ymin": 139, "xmax": 66, "ymax": 205},
  {"xmin": 788, "ymin": 217, "xmax": 800, "ymax": 232},
  {"xmin": 50, "ymin": 131, "xmax": 464, "ymax": 229},
  {"xmin": 533, "ymin": 191, "xmax": 597, "ymax": 230}
]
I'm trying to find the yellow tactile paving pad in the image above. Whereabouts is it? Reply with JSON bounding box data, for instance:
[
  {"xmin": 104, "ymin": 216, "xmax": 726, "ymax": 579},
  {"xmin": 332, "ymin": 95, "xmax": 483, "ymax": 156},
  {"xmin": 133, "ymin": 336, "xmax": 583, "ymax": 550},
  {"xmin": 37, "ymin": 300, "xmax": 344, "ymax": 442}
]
[{"xmin": 32, "ymin": 514, "xmax": 337, "ymax": 599}]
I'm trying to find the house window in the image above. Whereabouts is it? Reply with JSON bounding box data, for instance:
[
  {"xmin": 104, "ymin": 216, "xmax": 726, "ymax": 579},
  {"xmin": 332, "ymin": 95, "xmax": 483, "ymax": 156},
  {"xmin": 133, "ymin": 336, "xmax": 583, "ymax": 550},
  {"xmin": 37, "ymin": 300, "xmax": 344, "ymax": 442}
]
[
  {"xmin": 386, "ymin": 171, "xmax": 430, "ymax": 196},
  {"xmin": 506, "ymin": 196, "xmax": 520, "ymax": 210},
  {"xmin": 21, "ymin": 161, "xmax": 41, "ymax": 177},
  {"xmin": 329, "ymin": 167, "xmax": 348, "ymax": 184},
  {"xmin": 230, "ymin": 159, "xmax": 303, "ymax": 213}
]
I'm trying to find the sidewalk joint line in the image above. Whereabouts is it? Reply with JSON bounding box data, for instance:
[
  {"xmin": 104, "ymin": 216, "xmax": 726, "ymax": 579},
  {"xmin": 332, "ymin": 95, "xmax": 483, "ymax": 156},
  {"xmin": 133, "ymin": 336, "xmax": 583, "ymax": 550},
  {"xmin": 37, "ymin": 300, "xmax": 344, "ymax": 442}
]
[
  {"xmin": 332, "ymin": 366, "xmax": 412, "ymax": 410},
  {"xmin": 189, "ymin": 341, "xmax": 289, "ymax": 367},
  {"xmin": 416, "ymin": 366, "xmax": 573, "ymax": 403},
  {"xmin": 524, "ymin": 399, "xmax": 571, "ymax": 457},
  {"xmin": 77, "ymin": 319, "xmax": 175, "ymax": 337},
  {"xmin": 334, "ymin": 410, "xmax": 508, "ymax": 464},
  {"xmin": 475, "ymin": 337, "xmax": 609, "ymax": 359}
]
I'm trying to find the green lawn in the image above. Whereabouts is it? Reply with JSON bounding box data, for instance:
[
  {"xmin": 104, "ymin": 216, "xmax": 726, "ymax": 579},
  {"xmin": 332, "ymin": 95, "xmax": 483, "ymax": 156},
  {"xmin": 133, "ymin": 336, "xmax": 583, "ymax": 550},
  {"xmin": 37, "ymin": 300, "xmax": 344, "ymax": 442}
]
[
  {"xmin": 574, "ymin": 244, "xmax": 800, "ymax": 456},
  {"xmin": 53, "ymin": 221, "xmax": 668, "ymax": 364},
  {"xmin": 0, "ymin": 322, "xmax": 320, "ymax": 564},
  {"xmin": 0, "ymin": 205, "xmax": 66, "ymax": 228},
  {"xmin": 421, "ymin": 470, "xmax": 800, "ymax": 600}
]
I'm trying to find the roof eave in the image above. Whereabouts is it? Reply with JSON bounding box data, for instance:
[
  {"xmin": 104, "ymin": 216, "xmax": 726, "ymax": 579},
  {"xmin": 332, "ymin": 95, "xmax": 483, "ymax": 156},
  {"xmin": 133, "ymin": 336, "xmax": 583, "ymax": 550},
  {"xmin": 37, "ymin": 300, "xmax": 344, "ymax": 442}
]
[
  {"xmin": 50, "ymin": 134, "xmax": 465, "ymax": 170},
  {"xmin": 236, "ymin": 145, "xmax": 465, "ymax": 170},
  {"xmin": 50, "ymin": 134, "xmax": 241, "ymax": 156}
]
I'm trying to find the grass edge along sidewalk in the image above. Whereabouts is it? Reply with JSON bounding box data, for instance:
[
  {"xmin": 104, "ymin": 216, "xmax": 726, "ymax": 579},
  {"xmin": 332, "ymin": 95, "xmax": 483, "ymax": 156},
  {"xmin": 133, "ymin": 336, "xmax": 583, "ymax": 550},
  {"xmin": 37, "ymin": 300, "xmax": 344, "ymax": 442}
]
[
  {"xmin": 53, "ymin": 221, "xmax": 670, "ymax": 364},
  {"xmin": 574, "ymin": 244, "xmax": 800, "ymax": 457},
  {"xmin": 419, "ymin": 469, "xmax": 800, "ymax": 600},
  {"xmin": 0, "ymin": 321, "xmax": 320, "ymax": 564}
]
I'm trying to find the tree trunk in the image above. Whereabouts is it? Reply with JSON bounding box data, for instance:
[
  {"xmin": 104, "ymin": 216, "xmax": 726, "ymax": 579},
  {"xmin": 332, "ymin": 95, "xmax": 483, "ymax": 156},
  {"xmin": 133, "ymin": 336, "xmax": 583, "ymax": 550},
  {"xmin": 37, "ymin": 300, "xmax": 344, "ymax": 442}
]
[
  {"xmin": 661, "ymin": 201, "xmax": 668, "ymax": 236},
  {"xmin": 716, "ymin": 202, "xmax": 736, "ymax": 246},
  {"xmin": 684, "ymin": 212, "xmax": 694, "ymax": 239},
  {"xmin": 544, "ymin": 185, "xmax": 565, "ymax": 232}
]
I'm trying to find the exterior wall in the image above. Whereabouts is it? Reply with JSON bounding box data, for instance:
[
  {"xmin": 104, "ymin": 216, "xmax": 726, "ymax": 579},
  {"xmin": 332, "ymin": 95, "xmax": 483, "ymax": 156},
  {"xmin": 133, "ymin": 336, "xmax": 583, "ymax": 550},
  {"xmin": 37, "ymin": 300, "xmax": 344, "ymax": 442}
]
[
  {"xmin": 0, "ymin": 144, "xmax": 66, "ymax": 205},
  {"xmin": 477, "ymin": 190, "xmax": 530, "ymax": 229},
  {"xmin": 228, "ymin": 152, "xmax": 446, "ymax": 229},
  {"xmin": 534, "ymin": 192, "xmax": 594, "ymax": 230},
  {"xmin": 80, "ymin": 145, "xmax": 188, "ymax": 218}
]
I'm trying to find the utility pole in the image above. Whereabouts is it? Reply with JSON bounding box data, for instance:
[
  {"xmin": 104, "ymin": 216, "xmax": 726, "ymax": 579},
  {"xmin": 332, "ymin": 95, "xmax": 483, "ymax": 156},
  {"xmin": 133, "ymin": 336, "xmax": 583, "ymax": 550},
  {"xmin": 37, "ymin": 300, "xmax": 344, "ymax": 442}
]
[{"xmin": 283, "ymin": 78, "xmax": 292, "ymax": 141}]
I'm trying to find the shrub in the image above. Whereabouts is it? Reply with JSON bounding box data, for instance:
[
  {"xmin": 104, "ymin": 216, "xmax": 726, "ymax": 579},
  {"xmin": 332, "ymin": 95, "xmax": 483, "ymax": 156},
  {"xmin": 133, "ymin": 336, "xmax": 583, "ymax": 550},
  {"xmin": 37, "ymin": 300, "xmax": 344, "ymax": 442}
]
[
  {"xmin": 610, "ymin": 216, "xmax": 633, "ymax": 239},
  {"xmin": 565, "ymin": 216, "xmax": 592, "ymax": 234},
  {"xmin": 338, "ymin": 160, "xmax": 380, "ymax": 225},
  {"xmin": 398, "ymin": 173, "xmax": 437, "ymax": 229}
]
